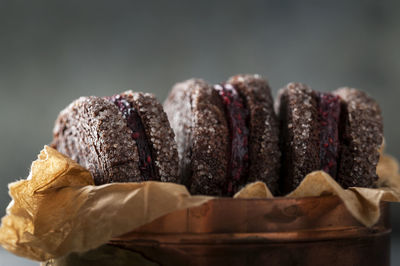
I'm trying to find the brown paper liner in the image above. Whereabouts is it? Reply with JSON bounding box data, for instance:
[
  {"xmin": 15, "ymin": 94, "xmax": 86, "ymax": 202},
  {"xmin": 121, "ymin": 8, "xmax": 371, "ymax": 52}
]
[{"xmin": 0, "ymin": 146, "xmax": 399, "ymax": 261}]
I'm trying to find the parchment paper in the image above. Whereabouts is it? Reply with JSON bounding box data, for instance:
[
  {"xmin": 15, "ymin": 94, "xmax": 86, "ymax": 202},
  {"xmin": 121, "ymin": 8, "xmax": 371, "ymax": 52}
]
[{"xmin": 0, "ymin": 145, "xmax": 399, "ymax": 261}]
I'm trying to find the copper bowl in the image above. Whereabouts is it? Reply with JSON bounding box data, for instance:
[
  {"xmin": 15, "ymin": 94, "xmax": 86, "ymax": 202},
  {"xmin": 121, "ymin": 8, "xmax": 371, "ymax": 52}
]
[{"xmin": 53, "ymin": 195, "xmax": 391, "ymax": 266}]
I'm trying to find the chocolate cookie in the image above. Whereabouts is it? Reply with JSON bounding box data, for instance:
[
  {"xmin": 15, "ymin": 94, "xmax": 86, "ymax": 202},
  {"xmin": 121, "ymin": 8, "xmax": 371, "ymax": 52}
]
[
  {"xmin": 164, "ymin": 74, "xmax": 280, "ymax": 196},
  {"xmin": 276, "ymin": 83, "xmax": 321, "ymax": 193},
  {"xmin": 52, "ymin": 91, "xmax": 179, "ymax": 185},
  {"xmin": 277, "ymin": 84, "xmax": 383, "ymax": 193},
  {"xmin": 227, "ymin": 75, "xmax": 280, "ymax": 193},
  {"xmin": 333, "ymin": 87, "xmax": 383, "ymax": 188}
]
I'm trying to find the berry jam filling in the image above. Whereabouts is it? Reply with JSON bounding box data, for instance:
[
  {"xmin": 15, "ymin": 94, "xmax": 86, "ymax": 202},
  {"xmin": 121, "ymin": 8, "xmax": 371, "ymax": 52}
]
[
  {"xmin": 108, "ymin": 95, "xmax": 158, "ymax": 180},
  {"xmin": 318, "ymin": 93, "xmax": 341, "ymax": 178},
  {"xmin": 214, "ymin": 84, "xmax": 249, "ymax": 195}
]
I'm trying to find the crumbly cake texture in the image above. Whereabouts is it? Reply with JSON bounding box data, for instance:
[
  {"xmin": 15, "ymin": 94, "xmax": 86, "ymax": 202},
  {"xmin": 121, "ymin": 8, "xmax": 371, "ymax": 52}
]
[
  {"xmin": 277, "ymin": 83, "xmax": 320, "ymax": 193},
  {"xmin": 333, "ymin": 88, "xmax": 383, "ymax": 188},
  {"xmin": 227, "ymin": 74, "xmax": 281, "ymax": 195},
  {"xmin": 52, "ymin": 93, "xmax": 178, "ymax": 185},
  {"xmin": 164, "ymin": 79, "xmax": 229, "ymax": 196}
]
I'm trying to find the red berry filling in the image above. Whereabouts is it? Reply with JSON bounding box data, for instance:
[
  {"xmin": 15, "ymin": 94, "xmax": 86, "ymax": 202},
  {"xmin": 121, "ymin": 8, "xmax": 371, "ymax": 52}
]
[
  {"xmin": 318, "ymin": 93, "xmax": 341, "ymax": 178},
  {"xmin": 214, "ymin": 84, "xmax": 249, "ymax": 195},
  {"xmin": 108, "ymin": 95, "xmax": 158, "ymax": 181}
]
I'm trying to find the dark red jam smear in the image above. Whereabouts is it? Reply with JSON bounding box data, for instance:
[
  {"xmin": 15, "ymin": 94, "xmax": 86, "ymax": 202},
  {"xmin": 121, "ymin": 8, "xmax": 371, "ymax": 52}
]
[
  {"xmin": 214, "ymin": 84, "xmax": 249, "ymax": 195},
  {"xmin": 318, "ymin": 93, "xmax": 341, "ymax": 178},
  {"xmin": 108, "ymin": 95, "xmax": 158, "ymax": 181}
]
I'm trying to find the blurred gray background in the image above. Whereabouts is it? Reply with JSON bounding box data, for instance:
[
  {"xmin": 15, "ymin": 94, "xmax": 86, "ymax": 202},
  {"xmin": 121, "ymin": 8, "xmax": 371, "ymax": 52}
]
[{"xmin": 0, "ymin": 0, "xmax": 399, "ymax": 264}]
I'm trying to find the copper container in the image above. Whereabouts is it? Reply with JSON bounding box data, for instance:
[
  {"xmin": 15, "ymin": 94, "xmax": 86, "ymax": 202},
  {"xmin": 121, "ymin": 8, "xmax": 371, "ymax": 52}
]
[{"xmin": 52, "ymin": 196, "xmax": 391, "ymax": 266}]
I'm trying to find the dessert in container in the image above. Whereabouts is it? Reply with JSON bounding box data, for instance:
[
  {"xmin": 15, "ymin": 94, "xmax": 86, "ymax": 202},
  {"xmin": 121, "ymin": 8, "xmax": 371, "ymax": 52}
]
[
  {"xmin": 0, "ymin": 146, "xmax": 396, "ymax": 266},
  {"xmin": 0, "ymin": 79, "xmax": 398, "ymax": 265}
]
